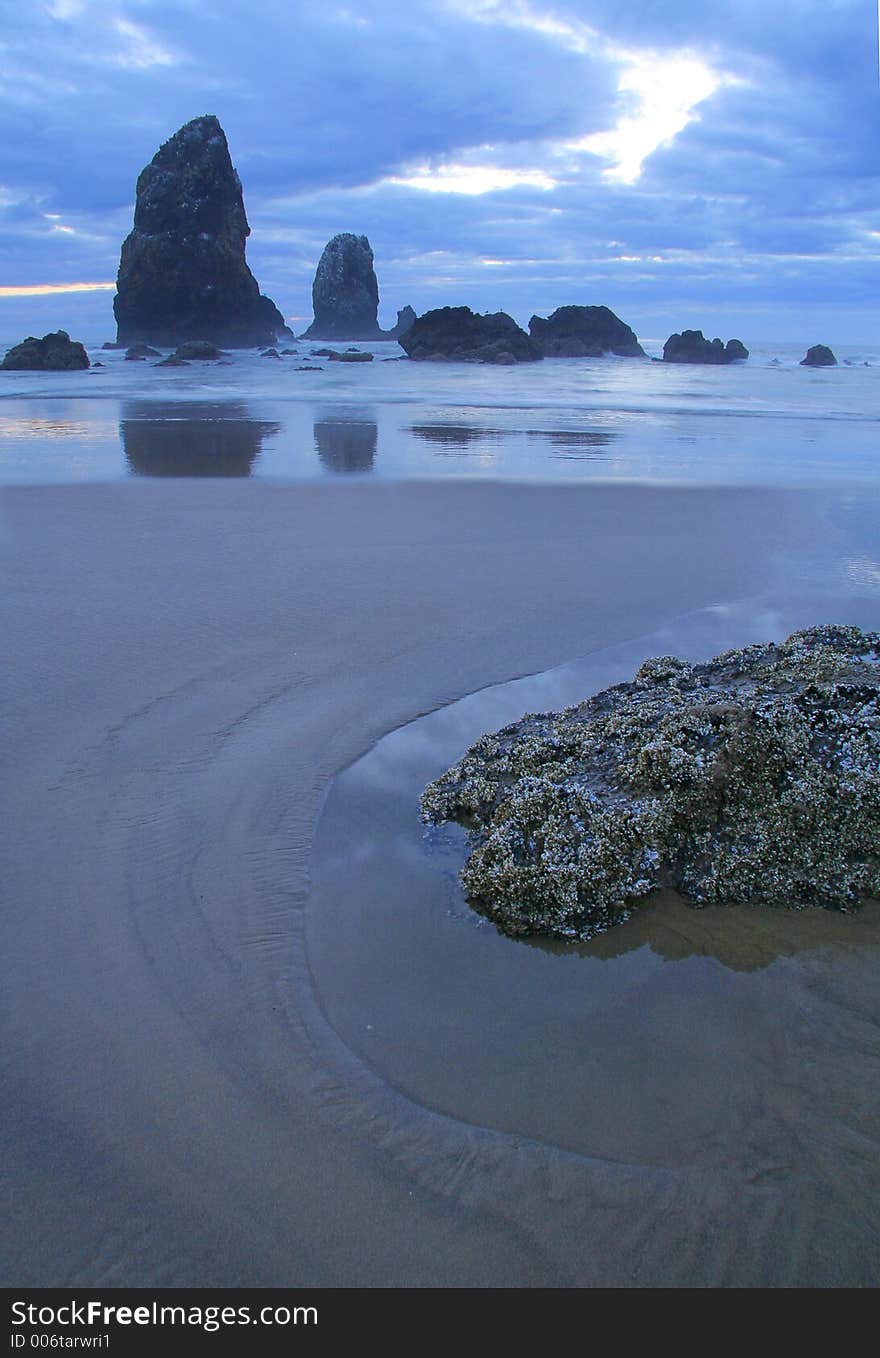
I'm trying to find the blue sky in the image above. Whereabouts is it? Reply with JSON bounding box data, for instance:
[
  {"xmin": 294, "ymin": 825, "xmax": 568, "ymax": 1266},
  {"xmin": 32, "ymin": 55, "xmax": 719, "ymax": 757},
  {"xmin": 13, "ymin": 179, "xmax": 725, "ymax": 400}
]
[{"xmin": 0, "ymin": 0, "xmax": 877, "ymax": 343}]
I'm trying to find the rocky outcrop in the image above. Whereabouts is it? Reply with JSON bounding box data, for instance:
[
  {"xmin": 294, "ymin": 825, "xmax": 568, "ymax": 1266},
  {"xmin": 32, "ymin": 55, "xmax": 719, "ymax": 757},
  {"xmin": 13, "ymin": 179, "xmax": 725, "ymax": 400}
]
[
  {"xmin": 422, "ymin": 625, "xmax": 880, "ymax": 940},
  {"xmin": 385, "ymin": 305, "xmax": 417, "ymax": 341},
  {"xmin": 528, "ymin": 305, "xmax": 644, "ymax": 357},
  {"xmin": 113, "ymin": 115, "xmax": 288, "ymax": 348},
  {"xmin": 173, "ymin": 340, "xmax": 222, "ymax": 360},
  {"xmin": 303, "ymin": 234, "xmax": 382, "ymax": 340},
  {"xmin": 399, "ymin": 307, "xmax": 542, "ymax": 363},
  {"xmin": 1, "ymin": 330, "xmax": 89, "ymax": 370},
  {"xmin": 801, "ymin": 344, "xmax": 837, "ymax": 367},
  {"xmin": 662, "ymin": 330, "xmax": 748, "ymax": 364}
]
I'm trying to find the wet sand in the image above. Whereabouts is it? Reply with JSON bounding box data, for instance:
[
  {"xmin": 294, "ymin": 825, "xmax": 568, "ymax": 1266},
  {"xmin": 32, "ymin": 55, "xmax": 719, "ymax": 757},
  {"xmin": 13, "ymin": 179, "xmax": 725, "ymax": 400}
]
[{"xmin": 1, "ymin": 478, "xmax": 878, "ymax": 1286}]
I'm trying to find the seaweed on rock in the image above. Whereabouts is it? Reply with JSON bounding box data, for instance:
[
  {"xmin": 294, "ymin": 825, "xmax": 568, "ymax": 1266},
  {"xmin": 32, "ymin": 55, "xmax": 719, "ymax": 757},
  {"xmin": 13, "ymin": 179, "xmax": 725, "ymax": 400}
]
[{"xmin": 421, "ymin": 625, "xmax": 880, "ymax": 939}]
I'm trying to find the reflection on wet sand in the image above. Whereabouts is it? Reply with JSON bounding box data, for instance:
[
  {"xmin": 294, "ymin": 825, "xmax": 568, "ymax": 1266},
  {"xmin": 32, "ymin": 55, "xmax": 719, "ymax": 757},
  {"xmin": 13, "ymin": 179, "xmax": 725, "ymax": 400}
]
[
  {"xmin": 314, "ymin": 416, "xmax": 377, "ymax": 473},
  {"xmin": 525, "ymin": 889, "xmax": 880, "ymax": 971},
  {"xmin": 526, "ymin": 428, "xmax": 617, "ymax": 459},
  {"xmin": 407, "ymin": 424, "xmax": 509, "ymax": 448},
  {"xmin": 121, "ymin": 402, "xmax": 279, "ymax": 476},
  {"xmin": 407, "ymin": 422, "xmax": 619, "ymax": 461}
]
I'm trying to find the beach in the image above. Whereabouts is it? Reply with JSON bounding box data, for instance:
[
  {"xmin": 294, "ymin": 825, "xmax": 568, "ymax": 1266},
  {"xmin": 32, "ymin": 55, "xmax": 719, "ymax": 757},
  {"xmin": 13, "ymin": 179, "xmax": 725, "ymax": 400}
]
[{"xmin": 2, "ymin": 475, "xmax": 878, "ymax": 1287}]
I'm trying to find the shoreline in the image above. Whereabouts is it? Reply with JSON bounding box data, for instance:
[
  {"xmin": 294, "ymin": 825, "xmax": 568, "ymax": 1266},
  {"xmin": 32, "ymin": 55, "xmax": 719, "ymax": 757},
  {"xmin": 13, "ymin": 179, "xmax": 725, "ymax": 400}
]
[{"xmin": 2, "ymin": 478, "xmax": 878, "ymax": 1286}]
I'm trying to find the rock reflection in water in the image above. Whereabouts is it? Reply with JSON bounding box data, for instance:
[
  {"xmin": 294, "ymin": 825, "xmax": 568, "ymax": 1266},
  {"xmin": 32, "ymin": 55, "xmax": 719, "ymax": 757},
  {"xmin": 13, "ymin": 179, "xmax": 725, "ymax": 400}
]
[
  {"xmin": 526, "ymin": 428, "xmax": 617, "ymax": 459},
  {"xmin": 407, "ymin": 422, "xmax": 618, "ymax": 462},
  {"xmin": 522, "ymin": 889, "xmax": 880, "ymax": 972},
  {"xmin": 121, "ymin": 402, "xmax": 279, "ymax": 477},
  {"xmin": 407, "ymin": 424, "xmax": 509, "ymax": 448},
  {"xmin": 314, "ymin": 416, "xmax": 377, "ymax": 473}
]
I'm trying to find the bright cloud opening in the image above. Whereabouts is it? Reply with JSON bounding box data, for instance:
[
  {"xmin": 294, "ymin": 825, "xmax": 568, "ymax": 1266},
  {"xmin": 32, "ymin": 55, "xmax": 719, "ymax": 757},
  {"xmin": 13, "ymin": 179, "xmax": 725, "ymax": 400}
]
[
  {"xmin": 570, "ymin": 52, "xmax": 729, "ymax": 184},
  {"xmin": 451, "ymin": 3, "xmax": 732, "ymax": 186},
  {"xmin": 385, "ymin": 163, "xmax": 557, "ymax": 195}
]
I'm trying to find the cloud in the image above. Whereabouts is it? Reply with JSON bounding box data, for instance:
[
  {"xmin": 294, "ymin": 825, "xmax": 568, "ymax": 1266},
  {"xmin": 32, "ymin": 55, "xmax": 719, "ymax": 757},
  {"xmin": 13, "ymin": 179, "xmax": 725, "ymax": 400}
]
[
  {"xmin": 384, "ymin": 162, "xmax": 559, "ymax": 194},
  {"xmin": 0, "ymin": 1, "xmax": 875, "ymax": 342},
  {"xmin": 0, "ymin": 282, "xmax": 115, "ymax": 297}
]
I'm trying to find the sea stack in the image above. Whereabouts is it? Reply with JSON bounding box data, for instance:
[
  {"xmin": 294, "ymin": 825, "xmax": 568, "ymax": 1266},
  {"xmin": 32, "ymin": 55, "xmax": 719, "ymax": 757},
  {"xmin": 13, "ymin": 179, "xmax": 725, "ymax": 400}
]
[
  {"xmin": 303, "ymin": 234, "xmax": 383, "ymax": 340},
  {"xmin": 800, "ymin": 344, "xmax": 837, "ymax": 367},
  {"xmin": 662, "ymin": 330, "xmax": 749, "ymax": 364},
  {"xmin": 113, "ymin": 115, "xmax": 288, "ymax": 348},
  {"xmin": 385, "ymin": 305, "xmax": 417, "ymax": 341},
  {"xmin": 399, "ymin": 308, "xmax": 543, "ymax": 363},
  {"xmin": 529, "ymin": 305, "xmax": 645, "ymax": 357}
]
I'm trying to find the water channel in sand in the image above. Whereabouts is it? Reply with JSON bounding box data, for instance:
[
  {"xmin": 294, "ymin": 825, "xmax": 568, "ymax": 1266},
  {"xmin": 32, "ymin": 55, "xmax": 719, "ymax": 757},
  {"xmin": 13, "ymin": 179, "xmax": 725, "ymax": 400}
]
[{"xmin": 309, "ymin": 600, "xmax": 880, "ymax": 1170}]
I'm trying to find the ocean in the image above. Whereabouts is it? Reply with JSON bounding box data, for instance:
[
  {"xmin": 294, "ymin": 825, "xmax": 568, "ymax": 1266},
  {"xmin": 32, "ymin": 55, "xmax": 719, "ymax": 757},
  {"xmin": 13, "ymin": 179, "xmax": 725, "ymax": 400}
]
[{"xmin": 0, "ymin": 337, "xmax": 877, "ymax": 485}]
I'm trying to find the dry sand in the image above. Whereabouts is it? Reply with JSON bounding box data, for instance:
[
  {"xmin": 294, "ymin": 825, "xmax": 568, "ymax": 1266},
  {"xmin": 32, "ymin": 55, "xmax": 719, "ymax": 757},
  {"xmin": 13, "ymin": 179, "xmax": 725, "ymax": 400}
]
[{"xmin": 1, "ymin": 479, "xmax": 877, "ymax": 1286}]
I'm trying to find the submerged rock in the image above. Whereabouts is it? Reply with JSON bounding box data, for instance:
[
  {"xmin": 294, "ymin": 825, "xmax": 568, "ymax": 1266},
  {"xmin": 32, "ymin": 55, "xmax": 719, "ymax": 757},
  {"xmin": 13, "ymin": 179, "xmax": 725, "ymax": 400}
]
[
  {"xmin": 303, "ymin": 233, "xmax": 382, "ymax": 340},
  {"xmin": 422, "ymin": 625, "xmax": 880, "ymax": 940},
  {"xmin": 801, "ymin": 344, "xmax": 837, "ymax": 367},
  {"xmin": 528, "ymin": 305, "xmax": 644, "ymax": 358},
  {"xmin": 662, "ymin": 330, "xmax": 749, "ymax": 364},
  {"xmin": 399, "ymin": 307, "xmax": 543, "ymax": 363},
  {"xmin": 113, "ymin": 115, "xmax": 288, "ymax": 348},
  {"xmin": 2, "ymin": 330, "xmax": 89, "ymax": 371}
]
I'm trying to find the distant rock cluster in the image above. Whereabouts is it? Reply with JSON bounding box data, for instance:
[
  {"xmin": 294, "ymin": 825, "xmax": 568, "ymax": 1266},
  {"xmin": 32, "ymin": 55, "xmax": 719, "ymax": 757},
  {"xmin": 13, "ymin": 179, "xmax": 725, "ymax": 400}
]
[
  {"xmin": 662, "ymin": 330, "xmax": 749, "ymax": 364},
  {"xmin": 113, "ymin": 115, "xmax": 288, "ymax": 348},
  {"xmin": 0, "ymin": 115, "xmax": 856, "ymax": 373}
]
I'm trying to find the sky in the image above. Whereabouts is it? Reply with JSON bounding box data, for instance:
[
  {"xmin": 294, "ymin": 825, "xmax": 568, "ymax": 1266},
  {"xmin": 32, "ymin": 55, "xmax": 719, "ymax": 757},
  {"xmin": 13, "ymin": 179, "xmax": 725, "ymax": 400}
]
[{"xmin": 0, "ymin": 0, "xmax": 877, "ymax": 343}]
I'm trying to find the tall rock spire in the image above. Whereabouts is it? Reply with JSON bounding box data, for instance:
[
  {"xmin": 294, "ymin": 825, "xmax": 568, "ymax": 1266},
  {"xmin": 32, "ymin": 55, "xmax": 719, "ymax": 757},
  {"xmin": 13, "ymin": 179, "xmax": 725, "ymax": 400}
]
[{"xmin": 113, "ymin": 115, "xmax": 287, "ymax": 347}]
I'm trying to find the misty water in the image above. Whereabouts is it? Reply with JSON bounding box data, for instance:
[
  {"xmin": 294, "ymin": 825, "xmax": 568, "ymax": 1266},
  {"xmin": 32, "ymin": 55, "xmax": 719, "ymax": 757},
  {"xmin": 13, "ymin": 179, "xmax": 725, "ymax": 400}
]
[{"xmin": 0, "ymin": 337, "xmax": 878, "ymax": 485}]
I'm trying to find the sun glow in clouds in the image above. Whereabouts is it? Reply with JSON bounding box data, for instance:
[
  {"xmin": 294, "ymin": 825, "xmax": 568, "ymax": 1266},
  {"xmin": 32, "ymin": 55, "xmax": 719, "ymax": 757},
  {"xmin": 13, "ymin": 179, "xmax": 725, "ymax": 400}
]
[
  {"xmin": 0, "ymin": 282, "xmax": 115, "ymax": 297},
  {"xmin": 450, "ymin": 2, "xmax": 733, "ymax": 186},
  {"xmin": 575, "ymin": 51, "xmax": 730, "ymax": 184}
]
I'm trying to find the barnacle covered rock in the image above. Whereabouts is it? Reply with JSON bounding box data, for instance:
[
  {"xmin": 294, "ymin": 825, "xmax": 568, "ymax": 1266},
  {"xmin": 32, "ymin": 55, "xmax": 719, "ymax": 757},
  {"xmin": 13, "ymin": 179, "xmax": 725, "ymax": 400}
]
[{"xmin": 421, "ymin": 625, "xmax": 880, "ymax": 939}]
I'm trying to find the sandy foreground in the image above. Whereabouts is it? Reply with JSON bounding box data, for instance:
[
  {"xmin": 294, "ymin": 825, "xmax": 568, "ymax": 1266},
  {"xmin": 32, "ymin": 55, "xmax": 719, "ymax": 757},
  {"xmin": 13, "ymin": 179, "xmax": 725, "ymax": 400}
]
[{"xmin": 1, "ymin": 479, "xmax": 877, "ymax": 1287}]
